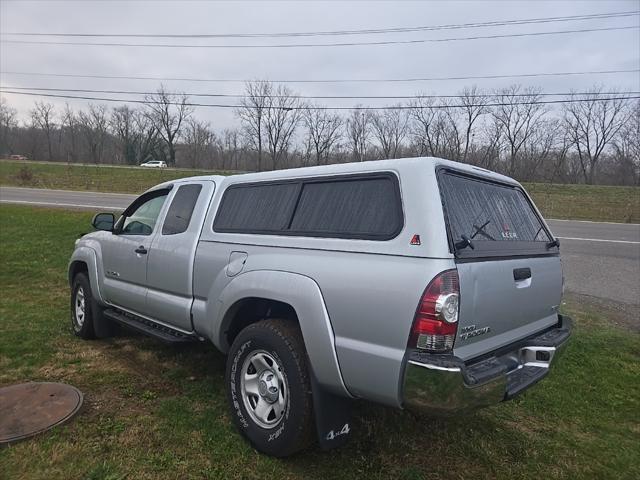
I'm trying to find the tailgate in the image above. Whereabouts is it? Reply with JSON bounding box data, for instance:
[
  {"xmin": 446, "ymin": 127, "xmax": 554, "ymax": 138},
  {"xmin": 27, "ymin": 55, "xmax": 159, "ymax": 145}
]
[
  {"xmin": 454, "ymin": 256, "xmax": 562, "ymax": 360},
  {"xmin": 437, "ymin": 169, "xmax": 562, "ymax": 361}
]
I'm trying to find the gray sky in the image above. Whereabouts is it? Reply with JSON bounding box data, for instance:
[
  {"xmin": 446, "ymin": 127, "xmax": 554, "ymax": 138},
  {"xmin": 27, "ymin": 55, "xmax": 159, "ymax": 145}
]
[{"xmin": 1, "ymin": 0, "xmax": 639, "ymax": 128}]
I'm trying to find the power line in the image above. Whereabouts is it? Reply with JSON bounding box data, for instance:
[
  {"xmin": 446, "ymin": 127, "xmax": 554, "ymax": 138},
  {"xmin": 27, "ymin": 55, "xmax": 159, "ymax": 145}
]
[
  {"xmin": 4, "ymin": 85, "xmax": 638, "ymax": 100},
  {"xmin": 2, "ymin": 68, "xmax": 637, "ymax": 84},
  {"xmin": 2, "ymin": 11, "xmax": 636, "ymax": 38},
  {"xmin": 2, "ymin": 25, "xmax": 637, "ymax": 48},
  {"xmin": 1, "ymin": 89, "xmax": 637, "ymax": 110}
]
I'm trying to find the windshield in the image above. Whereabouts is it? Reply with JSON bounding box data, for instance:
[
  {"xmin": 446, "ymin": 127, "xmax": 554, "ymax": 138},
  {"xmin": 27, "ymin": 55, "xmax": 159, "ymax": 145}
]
[{"xmin": 439, "ymin": 171, "xmax": 552, "ymax": 255}]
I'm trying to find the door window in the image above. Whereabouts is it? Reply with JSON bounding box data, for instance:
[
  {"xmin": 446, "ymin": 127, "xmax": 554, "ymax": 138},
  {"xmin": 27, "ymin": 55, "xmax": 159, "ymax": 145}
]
[{"xmin": 121, "ymin": 192, "xmax": 168, "ymax": 235}]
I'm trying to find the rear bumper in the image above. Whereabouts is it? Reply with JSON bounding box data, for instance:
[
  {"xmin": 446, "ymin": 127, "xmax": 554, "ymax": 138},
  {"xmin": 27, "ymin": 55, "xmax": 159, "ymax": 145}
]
[{"xmin": 402, "ymin": 314, "xmax": 572, "ymax": 414}]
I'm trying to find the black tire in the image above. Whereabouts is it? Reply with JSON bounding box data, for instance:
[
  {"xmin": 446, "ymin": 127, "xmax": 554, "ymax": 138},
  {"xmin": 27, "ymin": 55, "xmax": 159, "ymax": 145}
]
[
  {"xmin": 226, "ymin": 319, "xmax": 314, "ymax": 457},
  {"xmin": 70, "ymin": 272, "xmax": 111, "ymax": 339}
]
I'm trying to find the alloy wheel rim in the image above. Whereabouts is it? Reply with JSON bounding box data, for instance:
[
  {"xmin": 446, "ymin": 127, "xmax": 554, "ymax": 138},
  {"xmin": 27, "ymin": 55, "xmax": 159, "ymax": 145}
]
[
  {"xmin": 74, "ymin": 287, "xmax": 85, "ymax": 328},
  {"xmin": 240, "ymin": 350, "xmax": 288, "ymax": 429}
]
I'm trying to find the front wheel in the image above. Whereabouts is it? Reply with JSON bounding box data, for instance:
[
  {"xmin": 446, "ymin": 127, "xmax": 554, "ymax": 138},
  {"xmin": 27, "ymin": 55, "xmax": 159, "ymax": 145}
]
[
  {"xmin": 70, "ymin": 273, "xmax": 112, "ymax": 339},
  {"xmin": 225, "ymin": 319, "xmax": 314, "ymax": 457},
  {"xmin": 71, "ymin": 273, "xmax": 96, "ymax": 339}
]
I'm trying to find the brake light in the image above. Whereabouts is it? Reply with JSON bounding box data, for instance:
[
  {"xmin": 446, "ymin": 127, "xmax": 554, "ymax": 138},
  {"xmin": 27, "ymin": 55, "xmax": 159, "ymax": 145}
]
[{"xmin": 409, "ymin": 269, "xmax": 460, "ymax": 353}]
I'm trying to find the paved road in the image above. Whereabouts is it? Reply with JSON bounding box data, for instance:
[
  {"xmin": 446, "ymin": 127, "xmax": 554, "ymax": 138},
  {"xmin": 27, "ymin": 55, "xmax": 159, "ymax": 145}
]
[
  {"xmin": 0, "ymin": 186, "xmax": 134, "ymax": 211},
  {"xmin": 2, "ymin": 186, "xmax": 639, "ymax": 306},
  {"xmin": 543, "ymin": 219, "xmax": 639, "ymax": 306}
]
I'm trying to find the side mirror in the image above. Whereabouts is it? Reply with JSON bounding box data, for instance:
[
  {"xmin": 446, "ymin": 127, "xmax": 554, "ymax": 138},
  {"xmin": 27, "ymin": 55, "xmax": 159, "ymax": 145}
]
[{"xmin": 92, "ymin": 212, "xmax": 115, "ymax": 231}]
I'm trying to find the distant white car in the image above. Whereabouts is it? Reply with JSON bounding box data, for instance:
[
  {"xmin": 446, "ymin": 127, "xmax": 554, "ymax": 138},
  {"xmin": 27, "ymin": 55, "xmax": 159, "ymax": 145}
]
[{"xmin": 140, "ymin": 161, "xmax": 167, "ymax": 168}]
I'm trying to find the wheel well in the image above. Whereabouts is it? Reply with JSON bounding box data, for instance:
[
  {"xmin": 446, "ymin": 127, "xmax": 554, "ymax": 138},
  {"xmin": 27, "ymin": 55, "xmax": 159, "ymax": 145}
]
[
  {"xmin": 69, "ymin": 261, "xmax": 88, "ymax": 285},
  {"xmin": 224, "ymin": 297, "xmax": 298, "ymax": 348}
]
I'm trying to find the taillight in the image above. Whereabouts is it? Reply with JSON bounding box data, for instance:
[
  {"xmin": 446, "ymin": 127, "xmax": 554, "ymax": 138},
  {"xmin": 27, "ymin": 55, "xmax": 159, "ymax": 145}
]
[{"xmin": 409, "ymin": 269, "xmax": 460, "ymax": 353}]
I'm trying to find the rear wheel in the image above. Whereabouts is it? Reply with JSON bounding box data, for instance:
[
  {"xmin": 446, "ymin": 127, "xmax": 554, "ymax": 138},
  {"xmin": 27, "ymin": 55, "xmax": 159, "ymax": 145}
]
[{"xmin": 226, "ymin": 319, "xmax": 314, "ymax": 457}]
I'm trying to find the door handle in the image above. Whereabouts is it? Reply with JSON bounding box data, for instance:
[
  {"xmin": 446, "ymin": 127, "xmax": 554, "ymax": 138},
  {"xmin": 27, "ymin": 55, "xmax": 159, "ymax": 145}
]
[
  {"xmin": 135, "ymin": 246, "xmax": 148, "ymax": 255},
  {"xmin": 513, "ymin": 267, "xmax": 531, "ymax": 281}
]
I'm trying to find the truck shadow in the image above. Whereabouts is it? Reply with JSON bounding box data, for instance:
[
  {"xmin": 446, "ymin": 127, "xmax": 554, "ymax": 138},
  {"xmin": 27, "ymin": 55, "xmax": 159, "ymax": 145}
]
[{"xmin": 102, "ymin": 333, "xmax": 546, "ymax": 479}]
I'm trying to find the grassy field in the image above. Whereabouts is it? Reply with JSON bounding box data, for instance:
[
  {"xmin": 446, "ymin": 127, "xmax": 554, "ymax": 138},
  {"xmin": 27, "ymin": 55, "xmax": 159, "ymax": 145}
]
[
  {"xmin": 0, "ymin": 161, "xmax": 233, "ymax": 194},
  {"xmin": 526, "ymin": 183, "xmax": 640, "ymax": 223},
  {"xmin": 0, "ymin": 204, "xmax": 639, "ymax": 480},
  {"xmin": 1, "ymin": 160, "xmax": 639, "ymax": 222}
]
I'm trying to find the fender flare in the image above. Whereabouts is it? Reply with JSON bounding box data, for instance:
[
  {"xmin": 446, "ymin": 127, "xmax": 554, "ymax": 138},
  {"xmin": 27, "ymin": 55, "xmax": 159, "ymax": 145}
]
[
  {"xmin": 68, "ymin": 245, "xmax": 105, "ymax": 304},
  {"xmin": 216, "ymin": 269, "xmax": 351, "ymax": 398}
]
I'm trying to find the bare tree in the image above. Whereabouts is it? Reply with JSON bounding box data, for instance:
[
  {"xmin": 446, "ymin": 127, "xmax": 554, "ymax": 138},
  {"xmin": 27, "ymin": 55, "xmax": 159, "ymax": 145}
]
[
  {"xmin": 457, "ymin": 86, "xmax": 489, "ymax": 162},
  {"xmin": 612, "ymin": 99, "xmax": 640, "ymax": 185},
  {"xmin": 263, "ymin": 84, "xmax": 304, "ymax": 170},
  {"xmin": 111, "ymin": 106, "xmax": 138, "ymax": 165},
  {"xmin": 518, "ymin": 118, "xmax": 561, "ymax": 181},
  {"xmin": 0, "ymin": 98, "xmax": 18, "ymax": 155},
  {"xmin": 61, "ymin": 104, "xmax": 79, "ymax": 162},
  {"xmin": 30, "ymin": 101, "xmax": 56, "ymax": 161},
  {"xmin": 184, "ymin": 117, "xmax": 215, "ymax": 168},
  {"xmin": 219, "ymin": 128, "xmax": 242, "ymax": 170},
  {"xmin": 110, "ymin": 106, "xmax": 160, "ymax": 166},
  {"xmin": 78, "ymin": 104, "xmax": 109, "ymax": 164},
  {"xmin": 134, "ymin": 111, "xmax": 161, "ymax": 164},
  {"xmin": 145, "ymin": 85, "xmax": 193, "ymax": 166},
  {"xmin": 409, "ymin": 96, "xmax": 440, "ymax": 156},
  {"xmin": 475, "ymin": 119, "xmax": 504, "ymax": 171},
  {"xmin": 304, "ymin": 106, "xmax": 343, "ymax": 165},
  {"xmin": 491, "ymin": 85, "xmax": 547, "ymax": 177},
  {"xmin": 563, "ymin": 87, "xmax": 632, "ymax": 184},
  {"xmin": 371, "ymin": 107, "xmax": 409, "ymax": 159},
  {"xmin": 237, "ymin": 80, "xmax": 270, "ymax": 171},
  {"xmin": 346, "ymin": 108, "xmax": 372, "ymax": 162},
  {"xmin": 409, "ymin": 97, "xmax": 457, "ymax": 159}
]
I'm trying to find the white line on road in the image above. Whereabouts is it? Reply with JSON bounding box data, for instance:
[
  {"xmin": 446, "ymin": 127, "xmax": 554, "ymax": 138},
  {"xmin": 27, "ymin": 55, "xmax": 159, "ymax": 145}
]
[
  {"xmin": 0, "ymin": 200, "xmax": 122, "ymax": 209},
  {"xmin": 549, "ymin": 218, "xmax": 640, "ymax": 226},
  {"xmin": 557, "ymin": 236, "xmax": 640, "ymax": 245}
]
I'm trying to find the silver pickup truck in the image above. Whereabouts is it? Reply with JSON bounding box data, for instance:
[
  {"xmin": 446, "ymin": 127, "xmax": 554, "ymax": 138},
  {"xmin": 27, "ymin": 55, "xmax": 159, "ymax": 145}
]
[{"xmin": 68, "ymin": 157, "xmax": 571, "ymax": 456}]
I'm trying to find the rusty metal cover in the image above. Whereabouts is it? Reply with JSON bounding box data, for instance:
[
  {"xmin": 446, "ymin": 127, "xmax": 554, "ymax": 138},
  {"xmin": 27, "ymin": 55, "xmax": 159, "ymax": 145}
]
[{"xmin": 0, "ymin": 382, "xmax": 83, "ymax": 444}]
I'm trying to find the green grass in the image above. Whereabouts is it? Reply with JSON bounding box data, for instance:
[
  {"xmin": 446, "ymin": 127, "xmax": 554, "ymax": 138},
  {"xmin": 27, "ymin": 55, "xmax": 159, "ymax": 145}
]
[
  {"xmin": 1, "ymin": 205, "xmax": 639, "ymax": 479},
  {"xmin": 526, "ymin": 183, "xmax": 640, "ymax": 223},
  {"xmin": 0, "ymin": 160, "xmax": 235, "ymax": 194},
  {"xmin": 1, "ymin": 160, "xmax": 639, "ymax": 222}
]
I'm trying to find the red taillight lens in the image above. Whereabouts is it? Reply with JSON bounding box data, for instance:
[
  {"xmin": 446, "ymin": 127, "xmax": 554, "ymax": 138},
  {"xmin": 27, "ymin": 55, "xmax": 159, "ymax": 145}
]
[{"xmin": 409, "ymin": 269, "xmax": 460, "ymax": 353}]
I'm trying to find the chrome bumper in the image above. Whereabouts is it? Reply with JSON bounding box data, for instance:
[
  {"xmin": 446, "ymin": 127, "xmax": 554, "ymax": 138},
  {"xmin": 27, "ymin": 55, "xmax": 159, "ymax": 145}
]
[{"xmin": 402, "ymin": 315, "xmax": 572, "ymax": 414}]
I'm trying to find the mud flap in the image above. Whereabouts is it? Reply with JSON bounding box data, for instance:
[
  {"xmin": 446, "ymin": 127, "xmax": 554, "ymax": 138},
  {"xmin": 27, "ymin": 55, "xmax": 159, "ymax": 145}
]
[
  {"xmin": 92, "ymin": 302, "xmax": 113, "ymax": 339},
  {"xmin": 310, "ymin": 369, "xmax": 353, "ymax": 450}
]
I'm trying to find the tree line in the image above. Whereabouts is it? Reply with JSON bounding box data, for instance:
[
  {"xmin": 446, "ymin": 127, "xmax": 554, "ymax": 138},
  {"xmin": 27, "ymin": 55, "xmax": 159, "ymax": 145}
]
[{"xmin": 0, "ymin": 82, "xmax": 638, "ymax": 185}]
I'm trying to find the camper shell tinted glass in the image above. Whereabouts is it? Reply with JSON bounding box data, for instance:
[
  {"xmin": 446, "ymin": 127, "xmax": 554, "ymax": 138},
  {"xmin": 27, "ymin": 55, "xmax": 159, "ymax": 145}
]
[
  {"xmin": 213, "ymin": 173, "xmax": 403, "ymax": 240},
  {"xmin": 438, "ymin": 169, "xmax": 554, "ymax": 258},
  {"xmin": 213, "ymin": 182, "xmax": 299, "ymax": 233}
]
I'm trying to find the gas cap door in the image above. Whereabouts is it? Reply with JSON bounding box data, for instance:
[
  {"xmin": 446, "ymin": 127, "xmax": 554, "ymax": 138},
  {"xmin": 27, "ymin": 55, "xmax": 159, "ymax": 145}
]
[{"xmin": 226, "ymin": 251, "xmax": 248, "ymax": 277}]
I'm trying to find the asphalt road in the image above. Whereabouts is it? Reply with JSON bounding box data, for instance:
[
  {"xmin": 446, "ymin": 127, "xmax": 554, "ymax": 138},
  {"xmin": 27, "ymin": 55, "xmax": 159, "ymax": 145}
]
[
  {"xmin": 1, "ymin": 186, "xmax": 639, "ymax": 307},
  {"xmin": 0, "ymin": 186, "xmax": 134, "ymax": 211}
]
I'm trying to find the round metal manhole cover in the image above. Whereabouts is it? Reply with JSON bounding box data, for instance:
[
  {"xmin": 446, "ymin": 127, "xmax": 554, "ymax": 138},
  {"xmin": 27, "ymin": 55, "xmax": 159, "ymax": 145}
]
[{"xmin": 0, "ymin": 382, "xmax": 83, "ymax": 444}]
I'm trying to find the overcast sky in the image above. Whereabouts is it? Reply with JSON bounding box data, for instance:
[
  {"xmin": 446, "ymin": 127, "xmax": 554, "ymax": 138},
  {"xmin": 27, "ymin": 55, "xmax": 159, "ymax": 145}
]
[{"xmin": 1, "ymin": 0, "xmax": 639, "ymax": 129}]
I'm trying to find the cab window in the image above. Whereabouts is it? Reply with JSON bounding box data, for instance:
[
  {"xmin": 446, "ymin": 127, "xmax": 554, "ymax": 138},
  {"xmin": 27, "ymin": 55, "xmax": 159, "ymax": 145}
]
[
  {"xmin": 121, "ymin": 192, "xmax": 169, "ymax": 235},
  {"xmin": 162, "ymin": 184, "xmax": 203, "ymax": 235}
]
